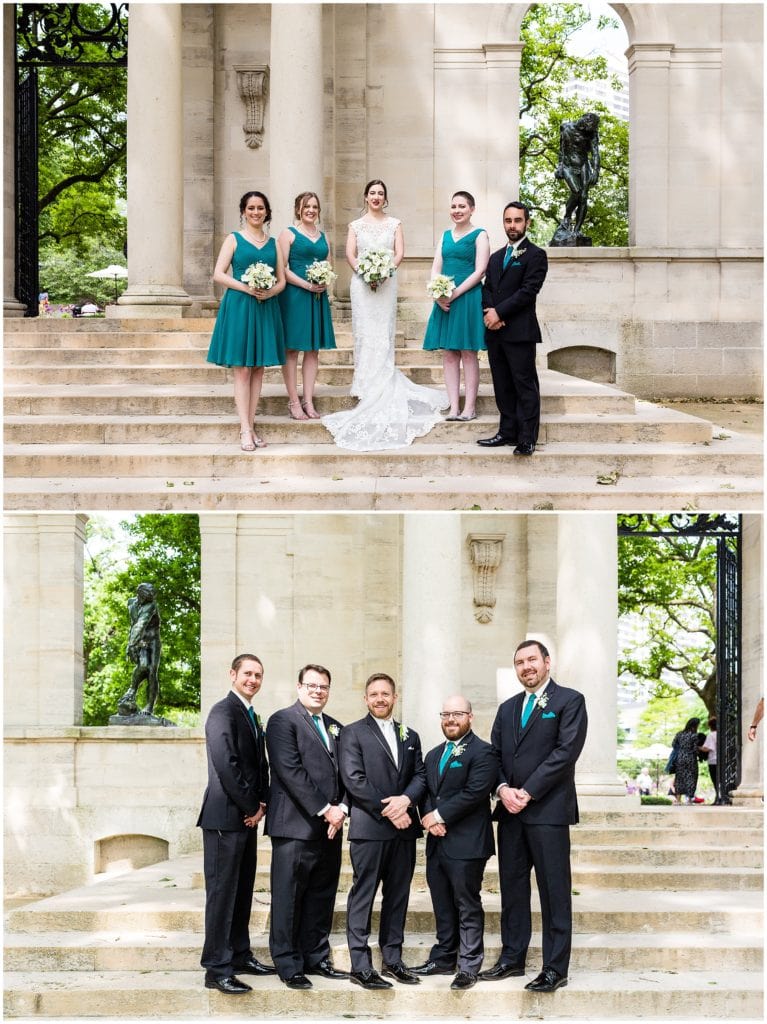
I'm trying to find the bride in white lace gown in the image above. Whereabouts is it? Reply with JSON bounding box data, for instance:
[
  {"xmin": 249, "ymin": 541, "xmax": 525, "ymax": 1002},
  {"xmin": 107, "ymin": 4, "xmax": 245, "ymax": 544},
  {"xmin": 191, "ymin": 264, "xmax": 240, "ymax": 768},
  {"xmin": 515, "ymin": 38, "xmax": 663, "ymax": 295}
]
[{"xmin": 322, "ymin": 180, "xmax": 448, "ymax": 451}]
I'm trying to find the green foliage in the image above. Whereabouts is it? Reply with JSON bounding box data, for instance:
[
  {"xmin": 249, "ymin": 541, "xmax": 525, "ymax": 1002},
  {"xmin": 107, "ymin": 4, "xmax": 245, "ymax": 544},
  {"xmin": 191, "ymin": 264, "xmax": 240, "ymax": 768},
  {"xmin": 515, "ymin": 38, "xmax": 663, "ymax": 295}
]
[
  {"xmin": 640, "ymin": 796, "xmax": 672, "ymax": 806},
  {"xmin": 618, "ymin": 515, "xmax": 719, "ymax": 716},
  {"xmin": 83, "ymin": 515, "xmax": 201, "ymax": 726},
  {"xmin": 39, "ymin": 239, "xmax": 127, "ymax": 307},
  {"xmin": 635, "ymin": 691, "xmax": 709, "ymax": 748},
  {"xmin": 519, "ymin": 3, "xmax": 628, "ymax": 245}
]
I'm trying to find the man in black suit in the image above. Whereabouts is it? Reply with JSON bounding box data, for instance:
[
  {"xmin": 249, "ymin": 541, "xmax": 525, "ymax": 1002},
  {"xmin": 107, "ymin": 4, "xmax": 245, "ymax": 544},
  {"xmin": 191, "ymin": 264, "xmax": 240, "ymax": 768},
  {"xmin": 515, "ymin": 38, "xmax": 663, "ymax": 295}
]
[
  {"xmin": 480, "ymin": 640, "xmax": 587, "ymax": 993},
  {"xmin": 478, "ymin": 201, "xmax": 548, "ymax": 456},
  {"xmin": 339, "ymin": 672, "xmax": 427, "ymax": 990},
  {"xmin": 265, "ymin": 664, "xmax": 349, "ymax": 989},
  {"xmin": 197, "ymin": 653, "xmax": 276, "ymax": 994},
  {"xmin": 411, "ymin": 695, "xmax": 498, "ymax": 991}
]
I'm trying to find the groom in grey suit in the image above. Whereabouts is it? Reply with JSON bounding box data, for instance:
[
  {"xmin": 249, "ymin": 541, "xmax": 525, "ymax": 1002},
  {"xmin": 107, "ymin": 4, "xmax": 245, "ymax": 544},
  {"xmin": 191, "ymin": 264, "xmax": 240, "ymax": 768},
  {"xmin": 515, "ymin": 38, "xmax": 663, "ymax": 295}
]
[{"xmin": 339, "ymin": 672, "xmax": 427, "ymax": 989}]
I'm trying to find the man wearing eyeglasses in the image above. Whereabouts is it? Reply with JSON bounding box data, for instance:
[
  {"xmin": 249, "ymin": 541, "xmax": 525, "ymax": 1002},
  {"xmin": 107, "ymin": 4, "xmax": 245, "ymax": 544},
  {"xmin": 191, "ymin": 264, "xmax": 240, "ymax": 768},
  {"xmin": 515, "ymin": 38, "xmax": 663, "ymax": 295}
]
[
  {"xmin": 411, "ymin": 695, "xmax": 498, "ymax": 991},
  {"xmin": 480, "ymin": 639, "xmax": 587, "ymax": 993},
  {"xmin": 265, "ymin": 664, "xmax": 349, "ymax": 989},
  {"xmin": 338, "ymin": 672, "xmax": 427, "ymax": 990}
]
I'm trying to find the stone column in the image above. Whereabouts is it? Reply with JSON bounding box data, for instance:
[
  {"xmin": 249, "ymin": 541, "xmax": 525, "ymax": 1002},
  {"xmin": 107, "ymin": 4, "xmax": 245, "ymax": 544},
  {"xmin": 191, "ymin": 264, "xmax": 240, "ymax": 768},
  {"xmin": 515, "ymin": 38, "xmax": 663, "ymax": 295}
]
[
  {"xmin": 268, "ymin": 4, "xmax": 324, "ymax": 230},
  {"xmin": 4, "ymin": 6, "xmax": 25, "ymax": 316},
  {"xmin": 732, "ymin": 514, "xmax": 763, "ymax": 804},
  {"xmin": 114, "ymin": 3, "xmax": 191, "ymax": 317},
  {"xmin": 402, "ymin": 515, "xmax": 463, "ymax": 751},
  {"xmin": 484, "ymin": 43, "xmax": 524, "ymax": 250},
  {"xmin": 4, "ymin": 514, "xmax": 87, "ymax": 727},
  {"xmin": 199, "ymin": 514, "xmax": 240, "ymax": 714},
  {"xmin": 626, "ymin": 43, "xmax": 673, "ymax": 247},
  {"xmin": 556, "ymin": 513, "xmax": 626, "ymax": 807}
]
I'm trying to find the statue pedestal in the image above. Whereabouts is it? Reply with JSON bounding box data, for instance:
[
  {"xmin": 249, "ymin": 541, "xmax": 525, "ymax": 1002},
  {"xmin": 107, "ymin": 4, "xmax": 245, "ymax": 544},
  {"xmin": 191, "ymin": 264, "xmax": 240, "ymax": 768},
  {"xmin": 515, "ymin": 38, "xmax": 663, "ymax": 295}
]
[
  {"xmin": 108, "ymin": 712, "xmax": 176, "ymax": 728},
  {"xmin": 549, "ymin": 224, "xmax": 593, "ymax": 247}
]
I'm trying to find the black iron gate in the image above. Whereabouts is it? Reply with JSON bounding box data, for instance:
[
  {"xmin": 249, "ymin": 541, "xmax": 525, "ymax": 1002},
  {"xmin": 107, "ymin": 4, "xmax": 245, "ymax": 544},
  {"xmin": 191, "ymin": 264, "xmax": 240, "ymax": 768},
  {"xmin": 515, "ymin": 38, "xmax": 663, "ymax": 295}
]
[
  {"xmin": 14, "ymin": 3, "xmax": 128, "ymax": 315},
  {"xmin": 618, "ymin": 513, "xmax": 742, "ymax": 804}
]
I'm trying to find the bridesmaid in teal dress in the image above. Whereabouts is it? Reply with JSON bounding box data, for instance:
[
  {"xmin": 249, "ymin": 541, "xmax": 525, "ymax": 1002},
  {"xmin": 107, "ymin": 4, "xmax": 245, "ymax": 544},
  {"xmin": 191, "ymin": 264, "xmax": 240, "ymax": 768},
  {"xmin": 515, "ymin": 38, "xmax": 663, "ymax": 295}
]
[
  {"xmin": 278, "ymin": 192, "xmax": 337, "ymax": 420},
  {"xmin": 207, "ymin": 190, "xmax": 286, "ymax": 451},
  {"xmin": 422, "ymin": 191, "xmax": 490, "ymax": 420}
]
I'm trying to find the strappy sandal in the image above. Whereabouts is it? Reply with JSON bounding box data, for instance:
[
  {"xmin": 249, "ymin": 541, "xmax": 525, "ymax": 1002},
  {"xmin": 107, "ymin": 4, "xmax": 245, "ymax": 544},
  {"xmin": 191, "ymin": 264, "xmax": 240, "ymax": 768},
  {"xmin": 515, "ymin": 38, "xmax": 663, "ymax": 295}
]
[
  {"xmin": 240, "ymin": 428, "xmax": 257, "ymax": 452},
  {"xmin": 301, "ymin": 400, "xmax": 321, "ymax": 419},
  {"xmin": 253, "ymin": 434, "xmax": 268, "ymax": 448},
  {"xmin": 288, "ymin": 400, "xmax": 309, "ymax": 421}
]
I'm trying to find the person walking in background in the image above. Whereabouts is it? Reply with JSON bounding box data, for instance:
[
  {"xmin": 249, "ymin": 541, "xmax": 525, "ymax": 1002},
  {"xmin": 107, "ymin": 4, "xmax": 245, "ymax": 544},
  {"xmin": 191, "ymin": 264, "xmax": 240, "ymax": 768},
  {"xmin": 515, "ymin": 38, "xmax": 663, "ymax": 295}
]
[
  {"xmin": 636, "ymin": 766, "xmax": 653, "ymax": 796},
  {"xmin": 671, "ymin": 717, "xmax": 700, "ymax": 805},
  {"xmin": 197, "ymin": 654, "xmax": 275, "ymax": 994},
  {"xmin": 278, "ymin": 192, "xmax": 337, "ymax": 420},
  {"xmin": 699, "ymin": 718, "xmax": 717, "ymax": 798},
  {"xmin": 207, "ymin": 190, "xmax": 286, "ymax": 451},
  {"xmin": 422, "ymin": 191, "xmax": 490, "ymax": 421}
]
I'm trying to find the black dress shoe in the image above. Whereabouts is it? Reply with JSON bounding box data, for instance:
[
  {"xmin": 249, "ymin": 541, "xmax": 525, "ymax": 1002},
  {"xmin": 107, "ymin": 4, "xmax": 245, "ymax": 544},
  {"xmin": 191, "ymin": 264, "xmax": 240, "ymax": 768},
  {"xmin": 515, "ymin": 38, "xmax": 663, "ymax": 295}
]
[
  {"xmin": 350, "ymin": 969, "xmax": 393, "ymax": 990},
  {"xmin": 525, "ymin": 967, "xmax": 568, "ymax": 992},
  {"xmin": 478, "ymin": 961, "xmax": 526, "ymax": 980},
  {"xmin": 513, "ymin": 442, "xmax": 535, "ymax": 456},
  {"xmin": 382, "ymin": 962, "xmax": 420, "ymax": 984},
  {"xmin": 204, "ymin": 975, "xmax": 252, "ymax": 994},
  {"xmin": 306, "ymin": 958, "xmax": 349, "ymax": 980},
  {"xmin": 232, "ymin": 955, "xmax": 277, "ymax": 975},
  {"xmin": 451, "ymin": 971, "xmax": 477, "ymax": 990},
  {"xmin": 477, "ymin": 432, "xmax": 517, "ymax": 447},
  {"xmin": 410, "ymin": 959, "xmax": 456, "ymax": 976},
  {"xmin": 283, "ymin": 973, "xmax": 312, "ymax": 989}
]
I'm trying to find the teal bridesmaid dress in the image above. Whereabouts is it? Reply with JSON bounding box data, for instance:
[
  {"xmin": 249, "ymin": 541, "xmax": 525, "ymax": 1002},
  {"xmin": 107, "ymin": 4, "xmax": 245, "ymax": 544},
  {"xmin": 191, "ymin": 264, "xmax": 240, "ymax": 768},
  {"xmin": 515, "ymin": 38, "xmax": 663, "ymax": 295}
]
[
  {"xmin": 278, "ymin": 227, "xmax": 337, "ymax": 351},
  {"xmin": 207, "ymin": 233, "xmax": 286, "ymax": 367},
  {"xmin": 422, "ymin": 228, "xmax": 486, "ymax": 352}
]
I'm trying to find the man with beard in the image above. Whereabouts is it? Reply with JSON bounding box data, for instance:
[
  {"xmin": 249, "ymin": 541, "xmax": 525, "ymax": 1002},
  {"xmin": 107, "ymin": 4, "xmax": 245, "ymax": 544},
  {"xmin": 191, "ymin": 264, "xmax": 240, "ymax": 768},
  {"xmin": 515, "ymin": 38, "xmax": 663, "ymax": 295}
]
[
  {"xmin": 411, "ymin": 695, "xmax": 498, "ymax": 991},
  {"xmin": 339, "ymin": 673, "xmax": 427, "ymax": 989}
]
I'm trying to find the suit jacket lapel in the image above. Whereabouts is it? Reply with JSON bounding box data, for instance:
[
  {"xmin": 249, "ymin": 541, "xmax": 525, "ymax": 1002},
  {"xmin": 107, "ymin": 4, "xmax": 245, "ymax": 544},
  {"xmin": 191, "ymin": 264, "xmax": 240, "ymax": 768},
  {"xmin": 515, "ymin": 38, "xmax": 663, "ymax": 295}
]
[
  {"xmin": 230, "ymin": 691, "xmax": 260, "ymax": 751},
  {"xmin": 436, "ymin": 731, "xmax": 473, "ymax": 790},
  {"xmin": 365, "ymin": 714, "xmax": 398, "ymax": 768},
  {"xmin": 296, "ymin": 702, "xmax": 334, "ymax": 760},
  {"xmin": 517, "ymin": 680, "xmax": 557, "ymax": 747}
]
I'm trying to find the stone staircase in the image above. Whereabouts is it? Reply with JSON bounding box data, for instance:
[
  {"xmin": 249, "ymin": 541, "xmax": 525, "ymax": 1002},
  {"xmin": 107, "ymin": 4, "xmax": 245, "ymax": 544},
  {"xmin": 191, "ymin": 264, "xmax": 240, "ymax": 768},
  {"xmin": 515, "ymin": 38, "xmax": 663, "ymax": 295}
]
[
  {"xmin": 3, "ymin": 807, "xmax": 763, "ymax": 1019},
  {"xmin": 3, "ymin": 317, "xmax": 762, "ymax": 510}
]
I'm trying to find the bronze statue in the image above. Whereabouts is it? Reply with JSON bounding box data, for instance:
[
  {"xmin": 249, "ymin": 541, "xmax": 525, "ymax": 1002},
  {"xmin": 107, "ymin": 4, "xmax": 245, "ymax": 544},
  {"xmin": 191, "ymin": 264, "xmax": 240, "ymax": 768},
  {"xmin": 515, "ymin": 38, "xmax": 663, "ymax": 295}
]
[
  {"xmin": 116, "ymin": 583, "xmax": 164, "ymax": 718},
  {"xmin": 550, "ymin": 112, "xmax": 600, "ymax": 246}
]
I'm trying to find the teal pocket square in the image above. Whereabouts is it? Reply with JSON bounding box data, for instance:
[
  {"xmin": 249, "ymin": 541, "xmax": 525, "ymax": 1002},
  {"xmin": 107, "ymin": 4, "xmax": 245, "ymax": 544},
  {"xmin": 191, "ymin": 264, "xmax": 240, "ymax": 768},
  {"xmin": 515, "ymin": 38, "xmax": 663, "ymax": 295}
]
[
  {"xmin": 449, "ymin": 761, "xmax": 463, "ymax": 768},
  {"xmin": 541, "ymin": 711, "xmax": 556, "ymax": 719}
]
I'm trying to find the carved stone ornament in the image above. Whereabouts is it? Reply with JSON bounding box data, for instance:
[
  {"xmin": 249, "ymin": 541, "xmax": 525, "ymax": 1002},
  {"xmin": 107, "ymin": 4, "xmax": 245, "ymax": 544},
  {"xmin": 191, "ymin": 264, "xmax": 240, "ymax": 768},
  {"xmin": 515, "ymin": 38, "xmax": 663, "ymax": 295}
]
[
  {"xmin": 235, "ymin": 65, "xmax": 270, "ymax": 149},
  {"xmin": 467, "ymin": 533, "xmax": 505, "ymax": 624}
]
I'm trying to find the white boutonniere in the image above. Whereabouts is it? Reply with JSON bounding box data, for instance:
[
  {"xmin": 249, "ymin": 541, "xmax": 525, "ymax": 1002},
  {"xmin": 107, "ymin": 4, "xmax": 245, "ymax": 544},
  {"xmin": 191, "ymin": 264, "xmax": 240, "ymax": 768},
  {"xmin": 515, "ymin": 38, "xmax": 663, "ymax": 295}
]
[
  {"xmin": 399, "ymin": 724, "xmax": 409, "ymax": 741},
  {"xmin": 452, "ymin": 743, "xmax": 467, "ymax": 758},
  {"xmin": 537, "ymin": 693, "xmax": 549, "ymax": 710},
  {"xmin": 515, "ymin": 247, "xmax": 527, "ymax": 258},
  {"xmin": 255, "ymin": 713, "xmax": 263, "ymax": 729},
  {"xmin": 328, "ymin": 724, "xmax": 340, "ymax": 738}
]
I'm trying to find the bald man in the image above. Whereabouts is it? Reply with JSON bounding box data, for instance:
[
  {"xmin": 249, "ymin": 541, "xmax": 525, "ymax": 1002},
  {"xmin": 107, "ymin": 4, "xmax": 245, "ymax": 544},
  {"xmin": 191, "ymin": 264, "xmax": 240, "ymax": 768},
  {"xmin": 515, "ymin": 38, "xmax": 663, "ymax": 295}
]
[{"xmin": 411, "ymin": 695, "xmax": 498, "ymax": 990}]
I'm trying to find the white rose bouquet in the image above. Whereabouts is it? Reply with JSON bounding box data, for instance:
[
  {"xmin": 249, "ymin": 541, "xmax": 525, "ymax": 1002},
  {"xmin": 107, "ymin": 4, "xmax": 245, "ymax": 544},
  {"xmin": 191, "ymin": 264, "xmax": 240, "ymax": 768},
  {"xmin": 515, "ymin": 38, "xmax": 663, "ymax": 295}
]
[
  {"xmin": 241, "ymin": 261, "xmax": 276, "ymax": 301},
  {"xmin": 426, "ymin": 274, "xmax": 455, "ymax": 299},
  {"xmin": 357, "ymin": 247, "xmax": 395, "ymax": 290},
  {"xmin": 305, "ymin": 259, "xmax": 337, "ymax": 300}
]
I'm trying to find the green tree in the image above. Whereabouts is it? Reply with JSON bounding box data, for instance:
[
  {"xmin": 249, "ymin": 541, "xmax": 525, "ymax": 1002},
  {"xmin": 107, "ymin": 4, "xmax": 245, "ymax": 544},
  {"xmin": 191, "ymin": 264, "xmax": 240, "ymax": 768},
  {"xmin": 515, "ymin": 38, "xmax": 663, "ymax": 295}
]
[
  {"xmin": 618, "ymin": 516, "xmax": 719, "ymax": 717},
  {"xmin": 519, "ymin": 3, "xmax": 629, "ymax": 245},
  {"xmin": 634, "ymin": 691, "xmax": 709, "ymax": 749},
  {"xmin": 39, "ymin": 239, "xmax": 127, "ymax": 307},
  {"xmin": 83, "ymin": 514, "xmax": 201, "ymax": 726}
]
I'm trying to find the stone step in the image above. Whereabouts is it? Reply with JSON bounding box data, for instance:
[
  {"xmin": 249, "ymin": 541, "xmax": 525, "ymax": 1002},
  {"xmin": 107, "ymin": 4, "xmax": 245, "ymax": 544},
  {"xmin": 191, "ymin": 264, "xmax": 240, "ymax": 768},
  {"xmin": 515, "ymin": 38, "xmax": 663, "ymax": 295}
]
[
  {"xmin": 2, "ymin": 377, "xmax": 639, "ymax": 416},
  {"xmin": 3, "ymin": 968, "xmax": 762, "ymax": 1019},
  {"xmin": 5, "ymin": 438, "xmax": 760, "ymax": 481},
  {"xmin": 7, "ymin": 886, "xmax": 761, "ymax": 936},
  {"xmin": 4, "ymin": 929, "xmax": 762, "ymax": 974},
  {"xmin": 2, "ymin": 407, "xmax": 715, "ymax": 445},
  {"xmin": 575, "ymin": 824, "xmax": 765, "ymax": 846},
  {"xmin": 3, "ymin": 317, "xmax": 218, "ymax": 332},
  {"xmin": 6, "ymin": 472, "xmax": 761, "ymax": 511}
]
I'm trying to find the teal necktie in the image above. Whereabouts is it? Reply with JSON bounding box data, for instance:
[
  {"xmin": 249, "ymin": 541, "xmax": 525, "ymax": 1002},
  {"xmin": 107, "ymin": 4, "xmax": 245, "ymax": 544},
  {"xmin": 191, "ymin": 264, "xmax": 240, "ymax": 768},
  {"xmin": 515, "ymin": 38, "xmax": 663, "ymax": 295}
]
[
  {"xmin": 247, "ymin": 705, "xmax": 258, "ymax": 734},
  {"xmin": 521, "ymin": 693, "xmax": 536, "ymax": 728},
  {"xmin": 312, "ymin": 714, "xmax": 329, "ymax": 748},
  {"xmin": 503, "ymin": 246, "xmax": 515, "ymax": 269},
  {"xmin": 439, "ymin": 741, "xmax": 455, "ymax": 775}
]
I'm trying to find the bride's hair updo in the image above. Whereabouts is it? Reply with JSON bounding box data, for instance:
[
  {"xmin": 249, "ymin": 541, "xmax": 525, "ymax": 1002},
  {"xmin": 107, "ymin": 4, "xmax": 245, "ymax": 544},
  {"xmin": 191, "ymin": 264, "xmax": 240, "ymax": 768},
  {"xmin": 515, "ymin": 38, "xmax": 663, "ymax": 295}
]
[
  {"xmin": 363, "ymin": 179, "xmax": 389, "ymax": 211},
  {"xmin": 294, "ymin": 191, "xmax": 322, "ymax": 223},
  {"xmin": 452, "ymin": 190, "xmax": 476, "ymax": 208},
  {"xmin": 239, "ymin": 190, "xmax": 272, "ymax": 224}
]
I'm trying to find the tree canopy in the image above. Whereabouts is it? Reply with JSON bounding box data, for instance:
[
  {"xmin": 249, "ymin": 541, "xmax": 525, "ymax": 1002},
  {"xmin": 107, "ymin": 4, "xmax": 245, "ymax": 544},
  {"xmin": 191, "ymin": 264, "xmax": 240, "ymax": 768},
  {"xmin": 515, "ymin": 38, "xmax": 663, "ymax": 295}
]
[
  {"xmin": 83, "ymin": 514, "xmax": 201, "ymax": 726},
  {"xmin": 618, "ymin": 516, "xmax": 720, "ymax": 718},
  {"xmin": 519, "ymin": 3, "xmax": 629, "ymax": 245}
]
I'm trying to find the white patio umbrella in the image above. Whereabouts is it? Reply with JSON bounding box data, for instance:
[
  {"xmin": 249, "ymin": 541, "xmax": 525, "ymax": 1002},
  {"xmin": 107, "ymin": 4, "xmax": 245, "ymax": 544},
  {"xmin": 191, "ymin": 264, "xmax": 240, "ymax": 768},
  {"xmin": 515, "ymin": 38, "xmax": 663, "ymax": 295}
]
[{"xmin": 86, "ymin": 264, "xmax": 128, "ymax": 302}]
